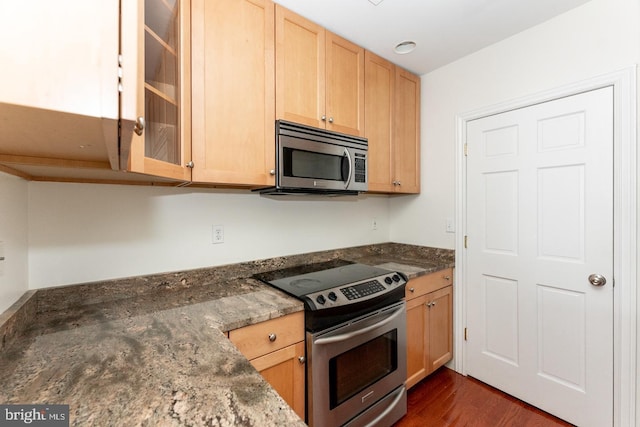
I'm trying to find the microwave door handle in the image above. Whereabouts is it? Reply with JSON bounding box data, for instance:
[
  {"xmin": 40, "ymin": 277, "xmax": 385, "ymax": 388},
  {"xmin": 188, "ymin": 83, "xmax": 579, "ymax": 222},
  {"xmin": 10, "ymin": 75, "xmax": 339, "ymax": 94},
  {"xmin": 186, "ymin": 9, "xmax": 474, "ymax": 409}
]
[
  {"xmin": 314, "ymin": 304, "xmax": 404, "ymax": 346},
  {"xmin": 343, "ymin": 148, "xmax": 353, "ymax": 188}
]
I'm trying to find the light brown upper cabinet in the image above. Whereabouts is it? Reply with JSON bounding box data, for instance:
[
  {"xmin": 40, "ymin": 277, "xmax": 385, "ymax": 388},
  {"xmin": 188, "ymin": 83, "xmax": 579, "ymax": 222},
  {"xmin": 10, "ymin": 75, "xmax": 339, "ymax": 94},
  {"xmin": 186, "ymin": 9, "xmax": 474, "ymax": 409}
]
[
  {"xmin": 275, "ymin": 6, "xmax": 365, "ymax": 137},
  {"xmin": 0, "ymin": 0, "xmax": 194, "ymax": 183},
  {"xmin": 190, "ymin": 0, "xmax": 276, "ymax": 186},
  {"xmin": 121, "ymin": 0, "xmax": 193, "ymax": 182},
  {"xmin": 0, "ymin": 1, "xmax": 121, "ymax": 178},
  {"xmin": 393, "ymin": 68, "xmax": 421, "ymax": 193},
  {"xmin": 365, "ymin": 52, "xmax": 421, "ymax": 194},
  {"xmin": 365, "ymin": 51, "xmax": 395, "ymax": 192}
]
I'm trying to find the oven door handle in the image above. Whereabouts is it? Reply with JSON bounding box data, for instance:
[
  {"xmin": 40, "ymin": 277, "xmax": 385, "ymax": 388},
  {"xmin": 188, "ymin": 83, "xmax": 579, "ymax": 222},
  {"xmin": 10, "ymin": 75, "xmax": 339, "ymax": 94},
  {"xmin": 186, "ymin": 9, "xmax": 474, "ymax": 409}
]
[{"xmin": 314, "ymin": 305, "xmax": 404, "ymax": 345}]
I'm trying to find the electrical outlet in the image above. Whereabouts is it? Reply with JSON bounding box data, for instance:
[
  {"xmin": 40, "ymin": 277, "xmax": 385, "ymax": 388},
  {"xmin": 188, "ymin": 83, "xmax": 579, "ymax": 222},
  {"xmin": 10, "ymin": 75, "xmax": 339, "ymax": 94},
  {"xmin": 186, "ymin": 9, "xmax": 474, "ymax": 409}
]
[
  {"xmin": 372, "ymin": 218, "xmax": 378, "ymax": 230},
  {"xmin": 212, "ymin": 225, "xmax": 224, "ymax": 244}
]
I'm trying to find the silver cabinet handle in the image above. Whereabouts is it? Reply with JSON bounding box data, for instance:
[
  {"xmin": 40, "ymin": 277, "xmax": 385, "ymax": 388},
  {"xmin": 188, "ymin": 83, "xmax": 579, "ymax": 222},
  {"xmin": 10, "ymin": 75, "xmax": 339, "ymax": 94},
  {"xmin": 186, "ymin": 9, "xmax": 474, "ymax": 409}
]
[
  {"xmin": 321, "ymin": 115, "xmax": 327, "ymax": 121},
  {"xmin": 432, "ymin": 301, "xmax": 437, "ymax": 306},
  {"xmin": 444, "ymin": 275, "xmax": 451, "ymax": 281},
  {"xmin": 269, "ymin": 169, "xmax": 275, "ymax": 175},
  {"xmin": 328, "ymin": 117, "xmax": 334, "ymax": 123},
  {"xmin": 298, "ymin": 356, "xmax": 306, "ymax": 364},
  {"xmin": 409, "ymin": 287, "xmax": 415, "ymax": 293},
  {"xmin": 588, "ymin": 274, "xmax": 607, "ymax": 287},
  {"xmin": 134, "ymin": 116, "xmax": 145, "ymax": 136},
  {"xmin": 185, "ymin": 161, "xmax": 194, "ymax": 168},
  {"xmin": 268, "ymin": 333, "xmax": 277, "ymax": 342},
  {"xmin": 426, "ymin": 302, "xmax": 432, "ymax": 307}
]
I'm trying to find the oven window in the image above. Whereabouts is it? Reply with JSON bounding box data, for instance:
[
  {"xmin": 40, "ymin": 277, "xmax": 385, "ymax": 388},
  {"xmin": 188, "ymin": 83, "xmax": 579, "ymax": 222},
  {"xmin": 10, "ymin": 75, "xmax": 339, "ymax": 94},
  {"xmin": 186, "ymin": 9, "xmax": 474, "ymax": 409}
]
[
  {"xmin": 283, "ymin": 148, "xmax": 347, "ymax": 181},
  {"xmin": 329, "ymin": 330, "xmax": 398, "ymax": 408}
]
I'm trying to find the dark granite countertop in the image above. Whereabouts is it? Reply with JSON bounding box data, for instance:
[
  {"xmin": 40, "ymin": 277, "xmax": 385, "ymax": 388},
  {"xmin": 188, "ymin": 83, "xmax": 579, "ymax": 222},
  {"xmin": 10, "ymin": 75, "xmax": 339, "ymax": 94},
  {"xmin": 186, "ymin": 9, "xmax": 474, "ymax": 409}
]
[{"xmin": 0, "ymin": 243, "xmax": 454, "ymax": 426}]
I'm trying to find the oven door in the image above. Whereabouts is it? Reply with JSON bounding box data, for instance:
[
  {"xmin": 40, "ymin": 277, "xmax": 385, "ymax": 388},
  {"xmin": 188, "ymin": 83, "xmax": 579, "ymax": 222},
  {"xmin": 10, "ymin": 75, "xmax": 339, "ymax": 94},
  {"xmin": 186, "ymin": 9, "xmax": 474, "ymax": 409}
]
[{"xmin": 307, "ymin": 301, "xmax": 407, "ymax": 427}]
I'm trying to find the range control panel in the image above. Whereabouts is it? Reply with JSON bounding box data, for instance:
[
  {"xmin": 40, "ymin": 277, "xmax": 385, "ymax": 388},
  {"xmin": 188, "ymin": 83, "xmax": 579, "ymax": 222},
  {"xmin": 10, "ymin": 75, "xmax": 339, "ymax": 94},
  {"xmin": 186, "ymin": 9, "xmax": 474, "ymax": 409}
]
[{"xmin": 305, "ymin": 272, "xmax": 406, "ymax": 310}]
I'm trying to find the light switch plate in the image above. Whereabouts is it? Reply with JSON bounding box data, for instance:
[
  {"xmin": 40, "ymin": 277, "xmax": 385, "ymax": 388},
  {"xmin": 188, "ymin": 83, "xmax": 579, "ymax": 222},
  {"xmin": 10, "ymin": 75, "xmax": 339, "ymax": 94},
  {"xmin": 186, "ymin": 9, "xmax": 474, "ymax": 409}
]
[{"xmin": 445, "ymin": 218, "xmax": 455, "ymax": 233}]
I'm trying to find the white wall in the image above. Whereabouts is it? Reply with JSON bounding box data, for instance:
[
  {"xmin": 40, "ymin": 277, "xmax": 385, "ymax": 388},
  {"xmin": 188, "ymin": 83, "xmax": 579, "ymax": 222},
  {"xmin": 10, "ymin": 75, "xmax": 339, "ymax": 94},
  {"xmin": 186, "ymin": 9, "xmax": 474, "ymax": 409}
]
[
  {"xmin": 389, "ymin": 0, "xmax": 640, "ymax": 249},
  {"xmin": 0, "ymin": 172, "xmax": 28, "ymax": 313},
  {"xmin": 387, "ymin": 0, "xmax": 640, "ymax": 422},
  {"xmin": 27, "ymin": 182, "xmax": 390, "ymax": 288}
]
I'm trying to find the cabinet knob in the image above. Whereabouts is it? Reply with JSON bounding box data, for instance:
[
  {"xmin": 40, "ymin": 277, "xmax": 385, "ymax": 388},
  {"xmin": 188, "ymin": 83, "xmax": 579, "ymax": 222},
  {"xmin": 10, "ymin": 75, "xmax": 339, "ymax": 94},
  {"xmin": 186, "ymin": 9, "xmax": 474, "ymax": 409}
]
[
  {"xmin": 269, "ymin": 169, "xmax": 275, "ymax": 176},
  {"xmin": 185, "ymin": 161, "xmax": 194, "ymax": 168},
  {"xmin": 268, "ymin": 333, "xmax": 277, "ymax": 342},
  {"xmin": 432, "ymin": 301, "xmax": 437, "ymax": 306},
  {"xmin": 321, "ymin": 115, "xmax": 327, "ymax": 121},
  {"xmin": 134, "ymin": 116, "xmax": 145, "ymax": 136},
  {"xmin": 443, "ymin": 275, "xmax": 451, "ymax": 281},
  {"xmin": 328, "ymin": 117, "xmax": 334, "ymax": 123},
  {"xmin": 409, "ymin": 287, "xmax": 415, "ymax": 293},
  {"xmin": 426, "ymin": 302, "xmax": 432, "ymax": 307},
  {"xmin": 298, "ymin": 356, "xmax": 306, "ymax": 364}
]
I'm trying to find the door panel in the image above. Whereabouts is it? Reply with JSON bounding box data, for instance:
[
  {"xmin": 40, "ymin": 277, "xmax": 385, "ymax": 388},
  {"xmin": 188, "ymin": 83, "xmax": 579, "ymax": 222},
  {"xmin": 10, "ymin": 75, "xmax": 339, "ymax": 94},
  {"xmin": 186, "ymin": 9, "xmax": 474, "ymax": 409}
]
[
  {"xmin": 466, "ymin": 86, "xmax": 614, "ymax": 427},
  {"xmin": 191, "ymin": 0, "xmax": 275, "ymax": 186},
  {"xmin": 275, "ymin": 6, "xmax": 325, "ymax": 129}
]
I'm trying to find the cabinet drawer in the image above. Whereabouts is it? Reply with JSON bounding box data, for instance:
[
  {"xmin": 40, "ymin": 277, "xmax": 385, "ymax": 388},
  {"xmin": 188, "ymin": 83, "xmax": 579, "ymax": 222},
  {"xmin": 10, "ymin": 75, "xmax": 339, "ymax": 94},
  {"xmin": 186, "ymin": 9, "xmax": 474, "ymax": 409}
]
[
  {"xmin": 228, "ymin": 311, "xmax": 305, "ymax": 360},
  {"xmin": 405, "ymin": 268, "xmax": 453, "ymax": 300}
]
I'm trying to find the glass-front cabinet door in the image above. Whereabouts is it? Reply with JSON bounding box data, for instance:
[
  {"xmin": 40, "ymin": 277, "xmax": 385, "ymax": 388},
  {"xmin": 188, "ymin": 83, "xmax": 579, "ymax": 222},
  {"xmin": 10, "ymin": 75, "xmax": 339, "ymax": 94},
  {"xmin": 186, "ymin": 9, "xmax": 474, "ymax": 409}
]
[{"xmin": 120, "ymin": 0, "xmax": 191, "ymax": 181}]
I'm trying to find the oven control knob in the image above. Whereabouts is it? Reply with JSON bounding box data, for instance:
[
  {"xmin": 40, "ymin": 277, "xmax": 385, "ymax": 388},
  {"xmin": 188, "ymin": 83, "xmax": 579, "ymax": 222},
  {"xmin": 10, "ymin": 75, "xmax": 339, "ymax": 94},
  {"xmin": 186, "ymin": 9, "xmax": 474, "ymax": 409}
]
[
  {"xmin": 392, "ymin": 274, "xmax": 401, "ymax": 282},
  {"xmin": 328, "ymin": 292, "xmax": 337, "ymax": 301},
  {"xmin": 384, "ymin": 276, "xmax": 393, "ymax": 285},
  {"xmin": 316, "ymin": 295, "xmax": 326, "ymax": 305}
]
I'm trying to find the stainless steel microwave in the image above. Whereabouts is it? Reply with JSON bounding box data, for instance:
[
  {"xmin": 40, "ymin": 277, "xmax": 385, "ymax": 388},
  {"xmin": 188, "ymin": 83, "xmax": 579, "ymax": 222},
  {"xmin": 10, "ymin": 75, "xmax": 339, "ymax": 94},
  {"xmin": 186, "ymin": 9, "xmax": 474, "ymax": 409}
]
[{"xmin": 256, "ymin": 120, "xmax": 368, "ymax": 196}]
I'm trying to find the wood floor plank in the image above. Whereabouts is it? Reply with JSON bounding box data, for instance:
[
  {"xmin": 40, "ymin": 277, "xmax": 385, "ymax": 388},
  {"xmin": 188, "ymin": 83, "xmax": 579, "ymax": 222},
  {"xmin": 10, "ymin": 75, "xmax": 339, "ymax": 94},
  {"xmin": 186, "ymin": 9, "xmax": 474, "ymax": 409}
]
[{"xmin": 394, "ymin": 368, "xmax": 575, "ymax": 427}]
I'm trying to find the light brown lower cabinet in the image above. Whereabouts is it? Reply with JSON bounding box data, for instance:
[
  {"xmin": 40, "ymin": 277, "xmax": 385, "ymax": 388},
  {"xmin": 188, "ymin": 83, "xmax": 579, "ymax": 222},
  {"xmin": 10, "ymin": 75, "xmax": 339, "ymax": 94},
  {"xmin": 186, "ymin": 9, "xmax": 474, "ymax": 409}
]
[
  {"xmin": 405, "ymin": 269, "xmax": 454, "ymax": 389},
  {"xmin": 250, "ymin": 341, "xmax": 306, "ymax": 419},
  {"xmin": 228, "ymin": 311, "xmax": 306, "ymax": 420}
]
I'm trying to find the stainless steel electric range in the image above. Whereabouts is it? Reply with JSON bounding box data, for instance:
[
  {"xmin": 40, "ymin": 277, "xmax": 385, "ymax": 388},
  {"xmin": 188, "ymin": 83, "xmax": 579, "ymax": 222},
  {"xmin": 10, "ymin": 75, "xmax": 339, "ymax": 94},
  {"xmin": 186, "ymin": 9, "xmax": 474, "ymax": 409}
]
[{"xmin": 255, "ymin": 260, "xmax": 408, "ymax": 427}]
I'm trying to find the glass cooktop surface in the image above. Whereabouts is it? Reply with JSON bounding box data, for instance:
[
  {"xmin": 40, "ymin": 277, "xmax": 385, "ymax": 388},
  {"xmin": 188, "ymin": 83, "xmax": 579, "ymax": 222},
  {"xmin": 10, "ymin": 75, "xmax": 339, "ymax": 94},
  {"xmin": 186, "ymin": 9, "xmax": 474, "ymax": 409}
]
[{"xmin": 254, "ymin": 260, "xmax": 395, "ymax": 298}]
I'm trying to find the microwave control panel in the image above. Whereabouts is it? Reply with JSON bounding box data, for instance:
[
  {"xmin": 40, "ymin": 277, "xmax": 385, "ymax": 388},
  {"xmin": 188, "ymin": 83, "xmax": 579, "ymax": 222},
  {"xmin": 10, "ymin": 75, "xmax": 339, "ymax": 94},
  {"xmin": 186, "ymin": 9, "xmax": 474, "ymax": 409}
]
[{"xmin": 354, "ymin": 153, "xmax": 366, "ymax": 183}]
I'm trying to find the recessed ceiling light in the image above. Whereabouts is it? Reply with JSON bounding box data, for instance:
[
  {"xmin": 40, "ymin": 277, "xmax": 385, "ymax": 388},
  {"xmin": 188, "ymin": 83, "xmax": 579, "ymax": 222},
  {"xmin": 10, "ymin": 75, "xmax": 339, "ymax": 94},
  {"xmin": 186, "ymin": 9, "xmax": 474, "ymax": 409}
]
[
  {"xmin": 368, "ymin": 0, "xmax": 384, "ymax": 5},
  {"xmin": 394, "ymin": 41, "xmax": 416, "ymax": 54}
]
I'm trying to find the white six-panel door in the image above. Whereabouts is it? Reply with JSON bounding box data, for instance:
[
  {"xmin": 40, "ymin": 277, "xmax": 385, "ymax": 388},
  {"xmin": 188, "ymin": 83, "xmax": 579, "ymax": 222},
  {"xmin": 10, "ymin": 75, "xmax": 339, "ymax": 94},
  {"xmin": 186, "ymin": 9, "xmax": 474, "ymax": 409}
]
[{"xmin": 465, "ymin": 86, "xmax": 614, "ymax": 426}]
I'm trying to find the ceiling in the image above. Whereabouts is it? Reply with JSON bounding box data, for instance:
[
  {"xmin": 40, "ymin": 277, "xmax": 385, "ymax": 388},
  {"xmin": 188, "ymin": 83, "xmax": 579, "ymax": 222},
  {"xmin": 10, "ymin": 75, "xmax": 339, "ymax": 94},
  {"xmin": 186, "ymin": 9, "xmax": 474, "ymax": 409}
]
[{"xmin": 272, "ymin": 0, "xmax": 593, "ymax": 75}]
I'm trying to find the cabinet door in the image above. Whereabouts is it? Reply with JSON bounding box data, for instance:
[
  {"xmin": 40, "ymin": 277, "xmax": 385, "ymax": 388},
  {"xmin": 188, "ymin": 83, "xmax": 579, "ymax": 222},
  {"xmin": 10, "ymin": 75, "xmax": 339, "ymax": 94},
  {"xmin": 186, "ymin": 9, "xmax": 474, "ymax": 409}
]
[
  {"xmin": 364, "ymin": 51, "xmax": 395, "ymax": 192},
  {"xmin": 275, "ymin": 6, "xmax": 325, "ymax": 129},
  {"xmin": 250, "ymin": 341, "xmax": 306, "ymax": 420},
  {"xmin": 325, "ymin": 32, "xmax": 365, "ymax": 136},
  {"xmin": 428, "ymin": 285, "xmax": 453, "ymax": 373},
  {"xmin": 393, "ymin": 67, "xmax": 420, "ymax": 193},
  {"xmin": 0, "ymin": 1, "xmax": 120, "ymax": 170},
  {"xmin": 122, "ymin": 0, "xmax": 192, "ymax": 181},
  {"xmin": 191, "ymin": 0, "xmax": 275, "ymax": 186},
  {"xmin": 405, "ymin": 294, "xmax": 428, "ymax": 390}
]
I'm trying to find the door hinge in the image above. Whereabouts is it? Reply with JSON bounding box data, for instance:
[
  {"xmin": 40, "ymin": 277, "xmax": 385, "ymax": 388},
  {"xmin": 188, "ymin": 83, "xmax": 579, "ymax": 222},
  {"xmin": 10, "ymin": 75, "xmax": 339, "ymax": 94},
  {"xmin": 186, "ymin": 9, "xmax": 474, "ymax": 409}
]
[
  {"xmin": 464, "ymin": 327, "xmax": 468, "ymax": 341},
  {"xmin": 464, "ymin": 143, "xmax": 468, "ymax": 156},
  {"xmin": 464, "ymin": 235, "xmax": 468, "ymax": 248}
]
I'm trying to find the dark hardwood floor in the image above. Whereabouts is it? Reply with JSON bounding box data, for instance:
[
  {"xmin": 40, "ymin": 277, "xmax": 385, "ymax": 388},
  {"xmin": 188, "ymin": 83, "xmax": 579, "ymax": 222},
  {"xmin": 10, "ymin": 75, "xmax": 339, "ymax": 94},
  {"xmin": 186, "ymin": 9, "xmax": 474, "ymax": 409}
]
[{"xmin": 394, "ymin": 368, "xmax": 575, "ymax": 426}]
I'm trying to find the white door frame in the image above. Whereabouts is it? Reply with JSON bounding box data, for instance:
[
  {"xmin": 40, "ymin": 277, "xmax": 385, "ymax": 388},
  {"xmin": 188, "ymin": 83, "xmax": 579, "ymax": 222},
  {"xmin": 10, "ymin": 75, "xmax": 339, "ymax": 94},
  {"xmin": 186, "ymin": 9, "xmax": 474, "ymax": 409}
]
[{"xmin": 454, "ymin": 67, "xmax": 637, "ymax": 426}]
